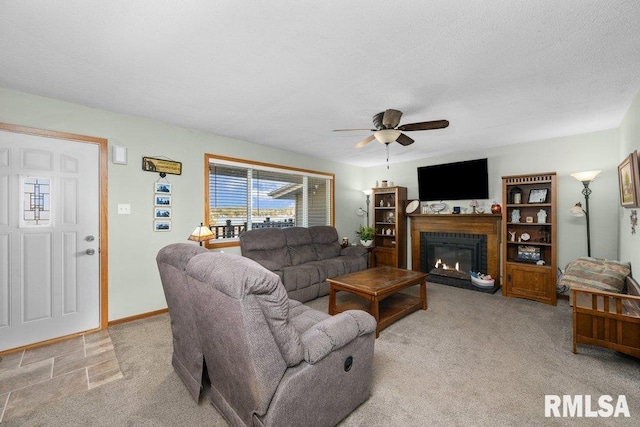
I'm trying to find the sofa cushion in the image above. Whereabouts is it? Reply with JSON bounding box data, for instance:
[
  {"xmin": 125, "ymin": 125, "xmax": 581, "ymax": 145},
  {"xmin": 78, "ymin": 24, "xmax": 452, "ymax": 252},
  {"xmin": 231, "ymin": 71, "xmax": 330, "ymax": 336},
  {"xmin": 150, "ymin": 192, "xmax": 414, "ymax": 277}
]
[
  {"xmin": 558, "ymin": 257, "xmax": 631, "ymax": 293},
  {"xmin": 308, "ymin": 258, "xmax": 347, "ymax": 282},
  {"xmin": 340, "ymin": 254, "xmax": 368, "ymax": 274},
  {"xmin": 309, "ymin": 226, "xmax": 341, "ymax": 260},
  {"xmin": 281, "ymin": 264, "xmax": 322, "ymax": 292},
  {"xmin": 240, "ymin": 228, "xmax": 291, "ymax": 269},
  {"xmin": 283, "ymin": 227, "xmax": 317, "ymax": 265}
]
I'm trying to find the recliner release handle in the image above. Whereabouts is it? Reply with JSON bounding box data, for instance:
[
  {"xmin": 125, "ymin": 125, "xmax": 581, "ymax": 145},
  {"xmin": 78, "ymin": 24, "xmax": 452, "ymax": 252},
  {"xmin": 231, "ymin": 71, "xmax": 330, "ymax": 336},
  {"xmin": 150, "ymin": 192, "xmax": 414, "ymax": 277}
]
[{"xmin": 344, "ymin": 356, "xmax": 353, "ymax": 372}]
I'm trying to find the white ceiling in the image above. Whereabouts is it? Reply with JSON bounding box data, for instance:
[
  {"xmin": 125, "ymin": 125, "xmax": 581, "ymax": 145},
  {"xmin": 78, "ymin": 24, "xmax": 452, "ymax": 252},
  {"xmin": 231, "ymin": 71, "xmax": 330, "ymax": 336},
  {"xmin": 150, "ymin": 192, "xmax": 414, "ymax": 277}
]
[{"xmin": 1, "ymin": 1, "xmax": 639, "ymax": 167}]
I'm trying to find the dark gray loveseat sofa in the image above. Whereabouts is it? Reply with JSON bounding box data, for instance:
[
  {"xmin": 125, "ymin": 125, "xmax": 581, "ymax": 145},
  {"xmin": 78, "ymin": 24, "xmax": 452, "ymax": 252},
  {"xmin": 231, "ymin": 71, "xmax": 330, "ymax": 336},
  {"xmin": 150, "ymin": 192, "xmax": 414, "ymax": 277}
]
[{"xmin": 240, "ymin": 225, "xmax": 368, "ymax": 302}]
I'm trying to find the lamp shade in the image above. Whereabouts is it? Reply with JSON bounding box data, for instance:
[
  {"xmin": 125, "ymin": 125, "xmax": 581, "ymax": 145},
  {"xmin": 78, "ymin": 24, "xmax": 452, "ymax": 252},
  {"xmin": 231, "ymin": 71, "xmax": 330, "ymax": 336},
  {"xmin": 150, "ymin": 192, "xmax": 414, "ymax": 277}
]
[
  {"xmin": 362, "ymin": 189, "xmax": 373, "ymax": 196},
  {"xmin": 569, "ymin": 202, "xmax": 585, "ymax": 217},
  {"xmin": 373, "ymin": 129, "xmax": 401, "ymax": 144},
  {"xmin": 571, "ymin": 170, "xmax": 601, "ymax": 182},
  {"xmin": 188, "ymin": 223, "xmax": 214, "ymax": 243}
]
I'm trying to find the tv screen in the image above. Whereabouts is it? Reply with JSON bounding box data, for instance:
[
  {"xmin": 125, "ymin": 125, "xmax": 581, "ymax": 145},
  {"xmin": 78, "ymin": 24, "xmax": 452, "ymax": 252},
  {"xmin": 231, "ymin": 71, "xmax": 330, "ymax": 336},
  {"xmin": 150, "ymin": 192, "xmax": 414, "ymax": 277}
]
[{"xmin": 418, "ymin": 158, "xmax": 489, "ymax": 201}]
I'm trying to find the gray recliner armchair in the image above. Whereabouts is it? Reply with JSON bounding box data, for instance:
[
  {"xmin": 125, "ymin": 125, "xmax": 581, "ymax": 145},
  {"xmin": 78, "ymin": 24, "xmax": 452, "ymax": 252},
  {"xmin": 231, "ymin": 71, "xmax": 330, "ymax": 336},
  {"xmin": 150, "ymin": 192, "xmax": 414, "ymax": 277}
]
[
  {"xmin": 156, "ymin": 243, "xmax": 208, "ymax": 401},
  {"xmin": 185, "ymin": 252, "xmax": 377, "ymax": 426}
]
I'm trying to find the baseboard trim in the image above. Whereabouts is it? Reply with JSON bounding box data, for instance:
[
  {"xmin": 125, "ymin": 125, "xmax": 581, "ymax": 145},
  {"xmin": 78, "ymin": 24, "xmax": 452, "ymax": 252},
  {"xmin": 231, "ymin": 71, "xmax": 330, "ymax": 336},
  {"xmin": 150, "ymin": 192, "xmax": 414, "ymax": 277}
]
[
  {"xmin": 108, "ymin": 308, "xmax": 169, "ymax": 326},
  {"xmin": 0, "ymin": 309, "xmax": 169, "ymax": 356}
]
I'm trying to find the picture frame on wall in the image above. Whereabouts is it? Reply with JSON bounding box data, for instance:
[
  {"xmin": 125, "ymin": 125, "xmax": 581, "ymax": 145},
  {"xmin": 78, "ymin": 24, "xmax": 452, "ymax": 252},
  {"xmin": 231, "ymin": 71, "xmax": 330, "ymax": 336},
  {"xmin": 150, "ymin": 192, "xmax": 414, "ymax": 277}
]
[
  {"xmin": 154, "ymin": 207, "xmax": 171, "ymax": 219},
  {"xmin": 154, "ymin": 220, "xmax": 171, "ymax": 232},
  {"xmin": 617, "ymin": 151, "xmax": 640, "ymax": 208},
  {"xmin": 155, "ymin": 182, "xmax": 172, "ymax": 194},
  {"xmin": 154, "ymin": 195, "xmax": 171, "ymax": 206}
]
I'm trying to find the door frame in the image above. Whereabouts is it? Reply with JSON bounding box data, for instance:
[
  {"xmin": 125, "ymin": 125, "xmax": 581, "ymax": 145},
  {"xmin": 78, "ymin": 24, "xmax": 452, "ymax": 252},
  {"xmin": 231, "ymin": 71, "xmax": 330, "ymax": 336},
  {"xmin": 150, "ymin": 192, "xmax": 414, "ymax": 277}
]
[{"xmin": 0, "ymin": 122, "xmax": 109, "ymax": 343}]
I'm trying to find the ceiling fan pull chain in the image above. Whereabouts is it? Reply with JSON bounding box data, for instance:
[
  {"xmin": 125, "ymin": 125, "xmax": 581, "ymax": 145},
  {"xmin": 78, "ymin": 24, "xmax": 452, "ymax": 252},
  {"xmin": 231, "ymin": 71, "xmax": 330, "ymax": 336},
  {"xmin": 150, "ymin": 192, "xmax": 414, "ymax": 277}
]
[{"xmin": 386, "ymin": 143, "xmax": 390, "ymax": 169}]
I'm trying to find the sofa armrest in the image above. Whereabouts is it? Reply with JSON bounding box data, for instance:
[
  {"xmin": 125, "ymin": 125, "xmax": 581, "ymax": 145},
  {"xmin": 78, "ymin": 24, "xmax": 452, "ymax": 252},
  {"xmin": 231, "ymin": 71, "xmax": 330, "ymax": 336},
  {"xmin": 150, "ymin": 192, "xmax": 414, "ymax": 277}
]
[
  {"xmin": 340, "ymin": 245, "xmax": 368, "ymax": 257},
  {"xmin": 571, "ymin": 287, "xmax": 640, "ymax": 317},
  {"xmin": 300, "ymin": 310, "xmax": 376, "ymax": 364}
]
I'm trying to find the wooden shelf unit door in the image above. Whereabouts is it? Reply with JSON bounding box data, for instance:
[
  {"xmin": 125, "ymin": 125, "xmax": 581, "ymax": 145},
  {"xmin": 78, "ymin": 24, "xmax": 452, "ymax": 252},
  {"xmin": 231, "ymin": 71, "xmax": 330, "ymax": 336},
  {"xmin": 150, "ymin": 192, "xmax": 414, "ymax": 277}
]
[
  {"xmin": 372, "ymin": 186, "xmax": 407, "ymax": 269},
  {"xmin": 502, "ymin": 172, "xmax": 557, "ymax": 305}
]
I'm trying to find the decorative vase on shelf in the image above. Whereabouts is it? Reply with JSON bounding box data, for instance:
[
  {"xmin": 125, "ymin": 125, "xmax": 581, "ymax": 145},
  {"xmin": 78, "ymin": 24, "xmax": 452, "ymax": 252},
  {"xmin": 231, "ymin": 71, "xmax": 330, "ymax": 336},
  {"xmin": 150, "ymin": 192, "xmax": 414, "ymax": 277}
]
[
  {"xmin": 491, "ymin": 202, "xmax": 502, "ymax": 214},
  {"xmin": 537, "ymin": 209, "xmax": 547, "ymax": 223},
  {"xmin": 511, "ymin": 209, "xmax": 521, "ymax": 223}
]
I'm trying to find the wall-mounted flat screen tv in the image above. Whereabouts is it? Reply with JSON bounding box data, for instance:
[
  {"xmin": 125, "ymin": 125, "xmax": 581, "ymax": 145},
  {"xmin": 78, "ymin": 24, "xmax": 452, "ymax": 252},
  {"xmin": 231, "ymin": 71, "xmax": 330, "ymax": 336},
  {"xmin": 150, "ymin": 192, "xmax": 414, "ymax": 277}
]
[{"xmin": 418, "ymin": 158, "xmax": 489, "ymax": 201}]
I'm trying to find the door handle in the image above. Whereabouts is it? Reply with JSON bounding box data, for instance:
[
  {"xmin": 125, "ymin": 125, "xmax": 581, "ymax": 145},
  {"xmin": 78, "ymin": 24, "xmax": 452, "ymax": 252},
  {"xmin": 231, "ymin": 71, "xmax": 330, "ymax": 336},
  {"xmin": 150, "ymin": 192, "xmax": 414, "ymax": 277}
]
[
  {"xmin": 86, "ymin": 235, "xmax": 95, "ymax": 242},
  {"xmin": 86, "ymin": 249, "xmax": 96, "ymax": 255}
]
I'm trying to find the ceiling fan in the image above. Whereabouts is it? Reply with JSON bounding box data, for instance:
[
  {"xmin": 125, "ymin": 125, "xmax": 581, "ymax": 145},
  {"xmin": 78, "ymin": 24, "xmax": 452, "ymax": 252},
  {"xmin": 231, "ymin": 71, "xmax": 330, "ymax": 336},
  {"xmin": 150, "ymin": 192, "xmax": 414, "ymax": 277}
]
[{"xmin": 334, "ymin": 109, "xmax": 449, "ymax": 148}]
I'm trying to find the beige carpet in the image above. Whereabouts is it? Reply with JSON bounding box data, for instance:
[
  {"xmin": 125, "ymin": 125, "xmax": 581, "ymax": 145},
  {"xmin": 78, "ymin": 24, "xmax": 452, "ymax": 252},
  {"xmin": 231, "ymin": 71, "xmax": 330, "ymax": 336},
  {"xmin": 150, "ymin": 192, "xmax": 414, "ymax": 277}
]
[{"xmin": 3, "ymin": 282, "xmax": 639, "ymax": 426}]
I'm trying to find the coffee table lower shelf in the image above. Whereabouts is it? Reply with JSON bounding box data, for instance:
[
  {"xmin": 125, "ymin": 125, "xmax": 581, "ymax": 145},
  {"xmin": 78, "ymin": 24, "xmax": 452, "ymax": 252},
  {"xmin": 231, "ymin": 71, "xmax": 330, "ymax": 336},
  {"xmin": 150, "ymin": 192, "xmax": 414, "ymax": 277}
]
[{"xmin": 332, "ymin": 292, "xmax": 424, "ymax": 335}]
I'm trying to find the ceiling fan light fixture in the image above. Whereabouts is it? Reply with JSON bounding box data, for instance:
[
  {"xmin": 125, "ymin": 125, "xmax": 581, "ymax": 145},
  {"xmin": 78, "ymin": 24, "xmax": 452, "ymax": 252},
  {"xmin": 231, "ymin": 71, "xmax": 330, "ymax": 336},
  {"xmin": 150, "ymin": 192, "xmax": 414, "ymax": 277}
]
[{"xmin": 373, "ymin": 129, "xmax": 401, "ymax": 144}]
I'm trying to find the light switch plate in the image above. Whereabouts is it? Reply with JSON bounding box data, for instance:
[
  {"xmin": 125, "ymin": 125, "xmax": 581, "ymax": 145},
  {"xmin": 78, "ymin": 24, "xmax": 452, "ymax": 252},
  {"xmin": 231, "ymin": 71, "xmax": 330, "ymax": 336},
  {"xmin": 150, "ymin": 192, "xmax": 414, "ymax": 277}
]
[{"xmin": 117, "ymin": 204, "xmax": 131, "ymax": 214}]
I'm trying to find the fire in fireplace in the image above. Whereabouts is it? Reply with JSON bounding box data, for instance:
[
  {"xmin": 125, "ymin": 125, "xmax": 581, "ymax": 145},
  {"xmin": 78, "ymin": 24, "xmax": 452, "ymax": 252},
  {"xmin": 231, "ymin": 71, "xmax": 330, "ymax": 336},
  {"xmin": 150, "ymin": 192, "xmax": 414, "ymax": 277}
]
[{"xmin": 420, "ymin": 232, "xmax": 499, "ymax": 293}]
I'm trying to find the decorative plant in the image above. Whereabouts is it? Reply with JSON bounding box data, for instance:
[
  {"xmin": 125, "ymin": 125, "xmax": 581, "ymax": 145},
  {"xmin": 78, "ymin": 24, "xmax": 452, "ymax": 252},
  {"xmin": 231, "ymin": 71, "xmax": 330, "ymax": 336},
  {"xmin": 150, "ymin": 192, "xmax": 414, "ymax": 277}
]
[{"xmin": 356, "ymin": 225, "xmax": 375, "ymax": 242}]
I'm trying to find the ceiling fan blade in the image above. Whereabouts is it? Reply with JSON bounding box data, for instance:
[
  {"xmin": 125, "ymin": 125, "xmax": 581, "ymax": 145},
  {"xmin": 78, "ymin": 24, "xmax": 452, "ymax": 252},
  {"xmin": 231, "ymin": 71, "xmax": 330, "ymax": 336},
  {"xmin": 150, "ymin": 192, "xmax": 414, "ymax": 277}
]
[
  {"xmin": 396, "ymin": 133, "xmax": 414, "ymax": 146},
  {"xmin": 382, "ymin": 109, "xmax": 403, "ymax": 129},
  {"xmin": 372, "ymin": 112, "xmax": 385, "ymax": 130},
  {"xmin": 397, "ymin": 119, "xmax": 449, "ymax": 132},
  {"xmin": 333, "ymin": 128, "xmax": 376, "ymax": 132},
  {"xmin": 355, "ymin": 134, "xmax": 375, "ymax": 148}
]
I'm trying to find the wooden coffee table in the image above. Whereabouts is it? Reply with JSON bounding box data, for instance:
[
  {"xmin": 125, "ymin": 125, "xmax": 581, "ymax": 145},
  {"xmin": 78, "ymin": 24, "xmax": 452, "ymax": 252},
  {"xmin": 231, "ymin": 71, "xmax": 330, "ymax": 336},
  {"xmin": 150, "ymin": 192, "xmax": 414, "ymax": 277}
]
[{"xmin": 327, "ymin": 266, "xmax": 428, "ymax": 337}]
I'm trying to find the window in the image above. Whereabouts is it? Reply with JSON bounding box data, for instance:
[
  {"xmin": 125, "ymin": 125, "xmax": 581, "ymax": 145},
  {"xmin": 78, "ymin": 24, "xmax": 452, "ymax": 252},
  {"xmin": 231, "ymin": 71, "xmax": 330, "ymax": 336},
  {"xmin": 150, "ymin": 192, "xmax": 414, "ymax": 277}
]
[{"xmin": 205, "ymin": 154, "xmax": 334, "ymax": 247}]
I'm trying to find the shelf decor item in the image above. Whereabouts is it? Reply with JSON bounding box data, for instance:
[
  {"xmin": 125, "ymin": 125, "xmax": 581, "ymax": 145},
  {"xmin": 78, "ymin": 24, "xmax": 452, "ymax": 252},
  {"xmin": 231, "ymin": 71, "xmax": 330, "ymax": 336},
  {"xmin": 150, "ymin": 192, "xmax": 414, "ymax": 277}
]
[
  {"xmin": 405, "ymin": 200, "xmax": 420, "ymax": 214},
  {"xmin": 356, "ymin": 225, "xmax": 374, "ymax": 247},
  {"xmin": 509, "ymin": 186, "xmax": 523, "ymax": 204},
  {"xmin": 528, "ymin": 188, "xmax": 548, "ymax": 203},
  {"xmin": 502, "ymin": 172, "xmax": 557, "ymax": 305},
  {"xmin": 537, "ymin": 209, "xmax": 547, "ymax": 223},
  {"xmin": 515, "ymin": 245, "xmax": 541, "ymax": 263}
]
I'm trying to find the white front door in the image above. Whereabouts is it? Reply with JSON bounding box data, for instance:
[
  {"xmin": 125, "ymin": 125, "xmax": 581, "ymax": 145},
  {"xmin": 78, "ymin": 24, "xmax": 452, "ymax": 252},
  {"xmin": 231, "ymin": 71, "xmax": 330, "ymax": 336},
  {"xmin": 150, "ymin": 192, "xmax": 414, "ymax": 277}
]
[{"xmin": 0, "ymin": 127, "xmax": 102, "ymax": 352}]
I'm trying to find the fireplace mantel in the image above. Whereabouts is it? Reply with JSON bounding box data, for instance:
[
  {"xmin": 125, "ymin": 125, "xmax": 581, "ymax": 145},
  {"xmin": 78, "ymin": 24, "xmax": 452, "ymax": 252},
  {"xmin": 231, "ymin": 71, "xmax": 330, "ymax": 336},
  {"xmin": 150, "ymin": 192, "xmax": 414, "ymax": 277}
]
[{"xmin": 409, "ymin": 214, "xmax": 502, "ymax": 285}]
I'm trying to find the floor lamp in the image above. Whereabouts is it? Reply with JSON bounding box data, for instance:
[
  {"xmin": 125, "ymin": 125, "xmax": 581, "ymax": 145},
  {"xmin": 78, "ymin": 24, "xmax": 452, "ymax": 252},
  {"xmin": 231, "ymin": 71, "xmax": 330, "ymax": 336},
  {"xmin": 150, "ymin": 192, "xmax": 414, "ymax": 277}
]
[
  {"xmin": 357, "ymin": 189, "xmax": 372, "ymax": 227},
  {"xmin": 569, "ymin": 170, "xmax": 601, "ymax": 257}
]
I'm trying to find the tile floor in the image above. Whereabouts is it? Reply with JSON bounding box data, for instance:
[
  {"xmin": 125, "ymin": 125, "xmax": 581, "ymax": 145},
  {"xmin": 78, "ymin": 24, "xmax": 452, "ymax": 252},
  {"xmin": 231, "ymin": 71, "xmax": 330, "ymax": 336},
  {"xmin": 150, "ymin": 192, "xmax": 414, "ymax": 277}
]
[{"xmin": 0, "ymin": 329, "xmax": 123, "ymax": 423}]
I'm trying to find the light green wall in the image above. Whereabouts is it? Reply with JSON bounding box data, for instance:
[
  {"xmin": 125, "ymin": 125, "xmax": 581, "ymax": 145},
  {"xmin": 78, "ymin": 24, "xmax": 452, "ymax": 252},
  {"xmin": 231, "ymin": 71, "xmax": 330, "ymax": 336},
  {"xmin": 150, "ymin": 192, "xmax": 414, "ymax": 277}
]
[
  {"xmin": 364, "ymin": 129, "xmax": 621, "ymax": 272},
  {"xmin": 618, "ymin": 90, "xmax": 640, "ymax": 269},
  {"xmin": 1, "ymin": 86, "xmax": 636, "ymax": 320},
  {"xmin": 0, "ymin": 87, "xmax": 366, "ymax": 320}
]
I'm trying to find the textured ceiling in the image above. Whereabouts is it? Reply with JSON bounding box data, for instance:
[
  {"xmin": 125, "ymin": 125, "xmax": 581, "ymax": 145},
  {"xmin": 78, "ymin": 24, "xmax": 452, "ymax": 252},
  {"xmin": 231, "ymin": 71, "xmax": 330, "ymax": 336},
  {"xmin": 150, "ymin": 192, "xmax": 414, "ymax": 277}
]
[{"xmin": 1, "ymin": 1, "xmax": 639, "ymax": 167}]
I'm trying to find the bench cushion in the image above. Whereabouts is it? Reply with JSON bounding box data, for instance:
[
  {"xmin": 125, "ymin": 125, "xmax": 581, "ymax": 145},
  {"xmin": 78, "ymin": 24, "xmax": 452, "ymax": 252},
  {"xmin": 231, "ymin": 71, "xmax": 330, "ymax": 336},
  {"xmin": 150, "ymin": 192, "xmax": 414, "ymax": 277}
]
[{"xmin": 559, "ymin": 257, "xmax": 631, "ymax": 293}]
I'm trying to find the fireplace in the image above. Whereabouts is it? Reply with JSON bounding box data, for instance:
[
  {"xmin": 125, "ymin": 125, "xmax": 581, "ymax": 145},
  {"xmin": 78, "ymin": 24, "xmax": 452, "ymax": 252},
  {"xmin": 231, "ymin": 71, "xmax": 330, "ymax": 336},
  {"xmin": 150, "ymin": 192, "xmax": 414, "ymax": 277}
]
[
  {"xmin": 421, "ymin": 232, "xmax": 485, "ymax": 276},
  {"xmin": 409, "ymin": 214, "xmax": 502, "ymax": 293}
]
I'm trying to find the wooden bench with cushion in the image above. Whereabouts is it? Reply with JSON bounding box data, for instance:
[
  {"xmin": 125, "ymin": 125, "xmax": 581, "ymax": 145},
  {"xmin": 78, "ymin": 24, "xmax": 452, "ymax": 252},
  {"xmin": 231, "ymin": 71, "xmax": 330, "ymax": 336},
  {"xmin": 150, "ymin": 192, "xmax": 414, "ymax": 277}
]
[{"xmin": 571, "ymin": 276, "xmax": 640, "ymax": 358}]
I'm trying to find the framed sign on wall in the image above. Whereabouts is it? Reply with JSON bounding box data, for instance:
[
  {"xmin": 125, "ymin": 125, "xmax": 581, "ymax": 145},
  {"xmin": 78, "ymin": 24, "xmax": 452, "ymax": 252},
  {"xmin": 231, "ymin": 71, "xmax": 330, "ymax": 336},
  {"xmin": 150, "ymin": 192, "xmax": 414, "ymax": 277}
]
[{"xmin": 142, "ymin": 157, "xmax": 182, "ymax": 175}]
